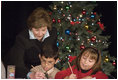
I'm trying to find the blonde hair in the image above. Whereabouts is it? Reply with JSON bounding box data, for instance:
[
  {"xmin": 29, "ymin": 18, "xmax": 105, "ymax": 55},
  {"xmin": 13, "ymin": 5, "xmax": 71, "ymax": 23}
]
[
  {"xmin": 75, "ymin": 47, "xmax": 101, "ymax": 75},
  {"xmin": 27, "ymin": 7, "xmax": 52, "ymax": 30}
]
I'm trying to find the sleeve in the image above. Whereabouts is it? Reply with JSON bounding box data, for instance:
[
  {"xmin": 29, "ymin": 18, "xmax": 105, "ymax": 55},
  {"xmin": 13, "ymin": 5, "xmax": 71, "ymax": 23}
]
[
  {"xmin": 91, "ymin": 71, "xmax": 108, "ymax": 79},
  {"xmin": 55, "ymin": 67, "xmax": 72, "ymax": 79}
]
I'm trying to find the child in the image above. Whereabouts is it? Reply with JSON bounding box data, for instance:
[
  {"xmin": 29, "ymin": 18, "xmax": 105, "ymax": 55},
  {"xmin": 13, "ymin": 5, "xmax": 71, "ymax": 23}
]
[
  {"xmin": 27, "ymin": 43, "xmax": 60, "ymax": 79},
  {"xmin": 55, "ymin": 47, "xmax": 108, "ymax": 79}
]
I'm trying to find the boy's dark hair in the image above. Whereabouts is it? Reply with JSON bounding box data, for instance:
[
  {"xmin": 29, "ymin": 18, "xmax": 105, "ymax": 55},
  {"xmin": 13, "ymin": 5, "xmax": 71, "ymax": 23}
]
[
  {"xmin": 41, "ymin": 42, "xmax": 59, "ymax": 60},
  {"xmin": 75, "ymin": 47, "xmax": 101, "ymax": 75}
]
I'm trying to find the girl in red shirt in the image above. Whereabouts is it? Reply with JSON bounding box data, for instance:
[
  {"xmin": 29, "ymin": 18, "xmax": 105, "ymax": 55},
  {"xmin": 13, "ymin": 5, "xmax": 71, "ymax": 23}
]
[{"xmin": 55, "ymin": 47, "xmax": 108, "ymax": 79}]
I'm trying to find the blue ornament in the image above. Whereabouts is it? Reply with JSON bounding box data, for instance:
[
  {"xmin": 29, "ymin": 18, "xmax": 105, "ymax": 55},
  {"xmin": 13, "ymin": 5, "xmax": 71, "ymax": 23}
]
[
  {"xmin": 57, "ymin": 42, "xmax": 59, "ymax": 47},
  {"xmin": 73, "ymin": 19, "xmax": 76, "ymax": 22},
  {"xmin": 65, "ymin": 29, "xmax": 70, "ymax": 35},
  {"xmin": 91, "ymin": 14, "xmax": 95, "ymax": 18},
  {"xmin": 79, "ymin": 18, "xmax": 81, "ymax": 21}
]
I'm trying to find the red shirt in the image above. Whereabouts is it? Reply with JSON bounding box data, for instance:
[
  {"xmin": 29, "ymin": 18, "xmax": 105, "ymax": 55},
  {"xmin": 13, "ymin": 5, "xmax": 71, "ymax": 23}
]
[{"xmin": 55, "ymin": 65, "xmax": 108, "ymax": 79}]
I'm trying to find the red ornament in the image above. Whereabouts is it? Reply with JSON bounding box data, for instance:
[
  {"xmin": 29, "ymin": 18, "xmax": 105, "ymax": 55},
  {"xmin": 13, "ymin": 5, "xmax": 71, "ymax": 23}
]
[
  {"xmin": 70, "ymin": 21, "xmax": 75, "ymax": 25},
  {"xmin": 52, "ymin": 19, "xmax": 56, "ymax": 23},
  {"xmin": 112, "ymin": 62, "xmax": 116, "ymax": 66},
  {"xmin": 68, "ymin": 56, "xmax": 76, "ymax": 63},
  {"xmin": 91, "ymin": 36, "xmax": 96, "ymax": 42},
  {"xmin": 82, "ymin": 10, "xmax": 86, "ymax": 15},
  {"xmin": 80, "ymin": 45, "xmax": 85, "ymax": 50},
  {"xmin": 58, "ymin": 19, "xmax": 61, "ymax": 23}
]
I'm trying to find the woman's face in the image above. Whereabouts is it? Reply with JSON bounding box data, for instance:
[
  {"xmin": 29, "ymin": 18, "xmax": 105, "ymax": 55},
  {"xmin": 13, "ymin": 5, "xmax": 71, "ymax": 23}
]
[
  {"xmin": 80, "ymin": 52, "xmax": 96, "ymax": 70},
  {"xmin": 32, "ymin": 26, "xmax": 47, "ymax": 40}
]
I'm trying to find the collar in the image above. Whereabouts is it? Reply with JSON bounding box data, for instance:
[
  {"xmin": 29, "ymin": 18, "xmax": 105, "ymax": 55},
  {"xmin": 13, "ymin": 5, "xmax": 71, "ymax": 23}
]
[
  {"xmin": 29, "ymin": 29, "xmax": 50, "ymax": 41},
  {"xmin": 40, "ymin": 65, "xmax": 54, "ymax": 75}
]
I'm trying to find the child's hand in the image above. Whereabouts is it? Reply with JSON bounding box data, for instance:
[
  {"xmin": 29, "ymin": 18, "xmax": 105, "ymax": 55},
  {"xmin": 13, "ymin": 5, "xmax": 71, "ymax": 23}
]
[
  {"xmin": 28, "ymin": 72, "xmax": 35, "ymax": 79},
  {"xmin": 34, "ymin": 71, "xmax": 46, "ymax": 79},
  {"xmin": 82, "ymin": 76, "xmax": 93, "ymax": 79},
  {"xmin": 68, "ymin": 74, "xmax": 77, "ymax": 79}
]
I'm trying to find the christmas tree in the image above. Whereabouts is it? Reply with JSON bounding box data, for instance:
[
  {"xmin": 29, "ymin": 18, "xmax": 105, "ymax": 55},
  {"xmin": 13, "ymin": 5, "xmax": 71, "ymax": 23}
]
[{"xmin": 49, "ymin": 1, "xmax": 116, "ymax": 76}]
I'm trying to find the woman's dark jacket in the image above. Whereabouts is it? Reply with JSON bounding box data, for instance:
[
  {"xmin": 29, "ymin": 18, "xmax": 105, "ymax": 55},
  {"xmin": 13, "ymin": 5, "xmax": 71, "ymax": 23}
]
[{"xmin": 4, "ymin": 27, "xmax": 57, "ymax": 78}]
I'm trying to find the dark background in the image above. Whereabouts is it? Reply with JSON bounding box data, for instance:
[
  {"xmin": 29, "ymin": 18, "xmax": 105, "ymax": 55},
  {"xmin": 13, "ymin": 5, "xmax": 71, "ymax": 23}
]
[{"xmin": 1, "ymin": 1, "xmax": 117, "ymax": 79}]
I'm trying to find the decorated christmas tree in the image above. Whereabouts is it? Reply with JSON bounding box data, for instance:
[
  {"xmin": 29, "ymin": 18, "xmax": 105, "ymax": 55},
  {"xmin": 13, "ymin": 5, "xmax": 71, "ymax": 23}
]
[{"xmin": 49, "ymin": 1, "xmax": 116, "ymax": 76}]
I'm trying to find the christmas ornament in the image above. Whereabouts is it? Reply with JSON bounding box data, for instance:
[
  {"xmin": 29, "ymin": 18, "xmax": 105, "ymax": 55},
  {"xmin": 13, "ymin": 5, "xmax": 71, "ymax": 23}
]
[
  {"xmin": 77, "ymin": 36, "xmax": 80, "ymax": 41},
  {"xmin": 69, "ymin": 50, "xmax": 71, "ymax": 52},
  {"xmin": 104, "ymin": 56, "xmax": 109, "ymax": 62},
  {"xmin": 61, "ymin": 8, "xmax": 63, "ymax": 11},
  {"xmin": 80, "ymin": 45, "xmax": 85, "ymax": 50},
  {"xmin": 91, "ymin": 14, "xmax": 95, "ymax": 18},
  {"xmin": 112, "ymin": 60, "xmax": 116, "ymax": 66},
  {"xmin": 70, "ymin": 21, "xmax": 75, "ymax": 25},
  {"xmin": 70, "ymin": 5, "xmax": 72, "ymax": 7},
  {"xmin": 76, "ymin": 21, "xmax": 80, "ymax": 24},
  {"xmin": 62, "ymin": 39, "xmax": 64, "ymax": 41},
  {"xmin": 80, "ymin": 14, "xmax": 83, "ymax": 17},
  {"xmin": 57, "ymin": 42, "xmax": 59, "ymax": 47},
  {"xmin": 58, "ymin": 19, "xmax": 61, "ymax": 23},
  {"xmin": 82, "ymin": 9, "xmax": 86, "ymax": 15},
  {"xmin": 63, "ymin": 14, "xmax": 65, "ymax": 16},
  {"xmin": 92, "ymin": 23, "xmax": 94, "ymax": 25},
  {"xmin": 52, "ymin": 19, "xmax": 56, "ymax": 23},
  {"xmin": 57, "ymin": 32, "xmax": 59, "ymax": 35},
  {"xmin": 66, "ymin": 46, "xmax": 70, "ymax": 50},
  {"xmin": 87, "ymin": 39, "xmax": 91, "ymax": 43},
  {"xmin": 91, "ymin": 36, "xmax": 96, "ymax": 42},
  {"xmin": 85, "ymin": 25, "xmax": 89, "ymax": 29},
  {"xmin": 73, "ymin": 18, "xmax": 76, "ymax": 22},
  {"xmin": 66, "ymin": 6, "xmax": 70, "ymax": 10},
  {"xmin": 53, "ymin": 5, "xmax": 57, "ymax": 10},
  {"xmin": 65, "ymin": 29, "xmax": 70, "ymax": 35},
  {"xmin": 67, "ymin": 16, "xmax": 71, "ymax": 20}
]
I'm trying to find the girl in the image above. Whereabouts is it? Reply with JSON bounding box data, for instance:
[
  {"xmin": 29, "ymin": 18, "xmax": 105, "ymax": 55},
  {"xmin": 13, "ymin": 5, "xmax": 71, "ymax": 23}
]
[{"xmin": 55, "ymin": 47, "xmax": 108, "ymax": 79}]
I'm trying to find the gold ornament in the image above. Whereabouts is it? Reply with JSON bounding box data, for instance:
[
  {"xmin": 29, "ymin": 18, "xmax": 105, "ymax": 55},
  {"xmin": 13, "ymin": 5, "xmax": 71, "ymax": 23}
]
[
  {"xmin": 61, "ymin": 8, "xmax": 63, "ymax": 10},
  {"xmin": 104, "ymin": 56, "xmax": 109, "ymax": 62},
  {"xmin": 85, "ymin": 25, "xmax": 89, "ymax": 29},
  {"xmin": 54, "ymin": 5, "xmax": 57, "ymax": 10}
]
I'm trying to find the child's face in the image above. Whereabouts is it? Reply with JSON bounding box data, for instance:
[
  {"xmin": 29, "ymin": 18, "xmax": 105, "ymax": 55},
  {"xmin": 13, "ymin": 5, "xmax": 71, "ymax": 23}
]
[
  {"xmin": 40, "ymin": 56, "xmax": 58, "ymax": 71},
  {"xmin": 80, "ymin": 52, "xmax": 96, "ymax": 70},
  {"xmin": 32, "ymin": 26, "xmax": 47, "ymax": 40}
]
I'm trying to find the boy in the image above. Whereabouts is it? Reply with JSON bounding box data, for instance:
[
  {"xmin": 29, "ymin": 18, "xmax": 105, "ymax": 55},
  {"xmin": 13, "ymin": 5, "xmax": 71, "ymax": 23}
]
[{"xmin": 27, "ymin": 43, "xmax": 60, "ymax": 79}]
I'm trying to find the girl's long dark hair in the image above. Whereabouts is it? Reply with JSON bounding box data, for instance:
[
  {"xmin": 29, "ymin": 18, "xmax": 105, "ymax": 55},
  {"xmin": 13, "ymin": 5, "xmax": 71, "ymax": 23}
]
[{"xmin": 75, "ymin": 47, "xmax": 102, "ymax": 75}]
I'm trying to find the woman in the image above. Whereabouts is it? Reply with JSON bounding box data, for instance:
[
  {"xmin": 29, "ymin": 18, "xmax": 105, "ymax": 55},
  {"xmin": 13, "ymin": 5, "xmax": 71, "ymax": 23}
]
[{"xmin": 4, "ymin": 7, "xmax": 57, "ymax": 78}]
